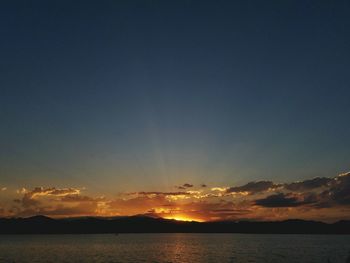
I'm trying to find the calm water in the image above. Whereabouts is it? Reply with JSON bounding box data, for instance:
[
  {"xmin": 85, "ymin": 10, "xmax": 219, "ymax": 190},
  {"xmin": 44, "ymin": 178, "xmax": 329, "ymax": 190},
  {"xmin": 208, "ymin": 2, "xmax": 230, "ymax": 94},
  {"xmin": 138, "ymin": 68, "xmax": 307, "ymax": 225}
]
[{"xmin": 0, "ymin": 234, "xmax": 349, "ymax": 263}]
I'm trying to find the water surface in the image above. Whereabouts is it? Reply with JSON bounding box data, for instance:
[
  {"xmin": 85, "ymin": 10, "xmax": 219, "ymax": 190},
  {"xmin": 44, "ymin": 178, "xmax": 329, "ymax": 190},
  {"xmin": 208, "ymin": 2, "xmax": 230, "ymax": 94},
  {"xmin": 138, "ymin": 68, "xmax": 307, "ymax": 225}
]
[{"xmin": 0, "ymin": 234, "xmax": 349, "ymax": 263}]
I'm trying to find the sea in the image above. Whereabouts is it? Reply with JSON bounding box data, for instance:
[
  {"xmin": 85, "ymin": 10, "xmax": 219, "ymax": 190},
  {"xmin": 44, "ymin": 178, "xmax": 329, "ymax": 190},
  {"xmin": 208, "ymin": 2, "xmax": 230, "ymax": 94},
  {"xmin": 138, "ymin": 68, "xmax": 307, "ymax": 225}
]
[{"xmin": 0, "ymin": 234, "xmax": 349, "ymax": 262}]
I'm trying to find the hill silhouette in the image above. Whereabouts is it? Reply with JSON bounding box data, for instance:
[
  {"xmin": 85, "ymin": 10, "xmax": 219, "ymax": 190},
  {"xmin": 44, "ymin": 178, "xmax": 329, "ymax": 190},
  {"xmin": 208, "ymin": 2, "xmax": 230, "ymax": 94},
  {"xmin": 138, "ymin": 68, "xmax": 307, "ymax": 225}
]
[{"xmin": 0, "ymin": 216, "xmax": 349, "ymax": 234}]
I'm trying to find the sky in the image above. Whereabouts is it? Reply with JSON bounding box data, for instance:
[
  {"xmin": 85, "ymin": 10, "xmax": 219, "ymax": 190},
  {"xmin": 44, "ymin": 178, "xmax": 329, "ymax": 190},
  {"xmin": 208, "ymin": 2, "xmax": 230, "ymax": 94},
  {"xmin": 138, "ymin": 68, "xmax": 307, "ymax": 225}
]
[{"xmin": 1, "ymin": 0, "xmax": 350, "ymax": 221}]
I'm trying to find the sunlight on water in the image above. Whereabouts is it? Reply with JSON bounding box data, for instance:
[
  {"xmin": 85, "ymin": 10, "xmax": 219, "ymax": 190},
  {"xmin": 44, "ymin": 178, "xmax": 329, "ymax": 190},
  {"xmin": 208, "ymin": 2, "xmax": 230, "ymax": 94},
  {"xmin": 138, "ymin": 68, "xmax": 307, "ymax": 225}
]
[{"xmin": 0, "ymin": 234, "xmax": 349, "ymax": 263}]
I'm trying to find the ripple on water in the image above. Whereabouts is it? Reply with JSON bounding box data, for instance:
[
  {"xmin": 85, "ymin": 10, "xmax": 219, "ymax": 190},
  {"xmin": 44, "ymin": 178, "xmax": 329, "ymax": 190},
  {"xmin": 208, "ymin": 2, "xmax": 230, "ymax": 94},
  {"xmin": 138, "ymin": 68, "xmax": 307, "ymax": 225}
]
[{"xmin": 0, "ymin": 234, "xmax": 349, "ymax": 263}]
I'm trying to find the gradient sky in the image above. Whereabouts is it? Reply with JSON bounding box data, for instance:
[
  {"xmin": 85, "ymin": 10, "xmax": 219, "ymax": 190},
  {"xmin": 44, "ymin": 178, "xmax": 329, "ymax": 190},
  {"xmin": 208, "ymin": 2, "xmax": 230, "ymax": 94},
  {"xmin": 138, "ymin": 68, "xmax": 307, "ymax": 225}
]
[{"xmin": 1, "ymin": 1, "xmax": 350, "ymax": 220}]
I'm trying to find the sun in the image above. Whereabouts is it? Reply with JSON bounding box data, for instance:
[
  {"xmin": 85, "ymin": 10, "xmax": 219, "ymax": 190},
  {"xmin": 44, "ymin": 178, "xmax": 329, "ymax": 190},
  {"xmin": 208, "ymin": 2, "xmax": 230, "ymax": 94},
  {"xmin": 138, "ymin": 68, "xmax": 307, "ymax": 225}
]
[{"xmin": 163, "ymin": 215, "xmax": 204, "ymax": 222}]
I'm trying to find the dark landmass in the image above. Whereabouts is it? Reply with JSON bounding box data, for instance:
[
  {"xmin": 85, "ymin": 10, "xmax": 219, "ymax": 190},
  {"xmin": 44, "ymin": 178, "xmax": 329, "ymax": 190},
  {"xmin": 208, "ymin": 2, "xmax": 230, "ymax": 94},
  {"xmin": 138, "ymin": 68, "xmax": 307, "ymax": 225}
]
[{"xmin": 0, "ymin": 215, "xmax": 349, "ymax": 234}]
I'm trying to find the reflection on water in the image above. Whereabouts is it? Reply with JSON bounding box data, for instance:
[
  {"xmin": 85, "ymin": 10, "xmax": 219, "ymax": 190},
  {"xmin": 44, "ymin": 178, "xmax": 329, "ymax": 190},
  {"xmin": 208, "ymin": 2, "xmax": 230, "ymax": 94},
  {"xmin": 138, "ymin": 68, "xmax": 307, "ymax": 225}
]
[{"xmin": 0, "ymin": 234, "xmax": 349, "ymax": 263}]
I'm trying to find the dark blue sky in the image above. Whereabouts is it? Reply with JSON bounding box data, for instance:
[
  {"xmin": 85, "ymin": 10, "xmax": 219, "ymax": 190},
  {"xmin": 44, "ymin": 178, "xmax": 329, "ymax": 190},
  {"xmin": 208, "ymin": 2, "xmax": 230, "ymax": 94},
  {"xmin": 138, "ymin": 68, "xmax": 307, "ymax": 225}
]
[{"xmin": 1, "ymin": 1, "xmax": 350, "ymax": 192}]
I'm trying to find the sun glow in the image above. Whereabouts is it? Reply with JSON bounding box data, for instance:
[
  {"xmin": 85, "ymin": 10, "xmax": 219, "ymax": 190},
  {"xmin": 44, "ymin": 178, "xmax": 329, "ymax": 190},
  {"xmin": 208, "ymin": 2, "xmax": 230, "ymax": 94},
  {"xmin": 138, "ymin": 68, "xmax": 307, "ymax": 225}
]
[{"xmin": 163, "ymin": 215, "xmax": 204, "ymax": 222}]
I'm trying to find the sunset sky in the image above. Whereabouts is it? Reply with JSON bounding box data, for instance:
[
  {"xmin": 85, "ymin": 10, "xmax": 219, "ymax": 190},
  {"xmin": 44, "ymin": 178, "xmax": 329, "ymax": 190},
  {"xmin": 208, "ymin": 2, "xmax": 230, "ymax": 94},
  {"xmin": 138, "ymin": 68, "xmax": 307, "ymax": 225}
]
[{"xmin": 1, "ymin": 1, "xmax": 350, "ymax": 222}]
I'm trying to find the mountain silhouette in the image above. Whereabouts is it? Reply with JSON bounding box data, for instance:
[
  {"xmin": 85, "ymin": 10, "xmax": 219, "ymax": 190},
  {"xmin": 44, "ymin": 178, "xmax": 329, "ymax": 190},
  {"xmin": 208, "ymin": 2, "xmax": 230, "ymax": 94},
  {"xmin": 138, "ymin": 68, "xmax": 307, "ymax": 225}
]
[{"xmin": 0, "ymin": 215, "xmax": 349, "ymax": 234}]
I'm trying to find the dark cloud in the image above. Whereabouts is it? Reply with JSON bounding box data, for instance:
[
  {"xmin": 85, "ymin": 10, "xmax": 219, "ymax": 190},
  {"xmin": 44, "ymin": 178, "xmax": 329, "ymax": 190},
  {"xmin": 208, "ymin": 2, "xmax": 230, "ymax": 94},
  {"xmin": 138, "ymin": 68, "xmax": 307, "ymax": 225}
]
[
  {"xmin": 176, "ymin": 183, "xmax": 194, "ymax": 190},
  {"xmin": 21, "ymin": 196, "xmax": 40, "ymax": 208},
  {"xmin": 133, "ymin": 191, "xmax": 191, "ymax": 196},
  {"xmin": 210, "ymin": 209, "xmax": 251, "ymax": 215},
  {"xmin": 225, "ymin": 173, "xmax": 350, "ymax": 209},
  {"xmin": 60, "ymin": 195, "xmax": 96, "ymax": 202},
  {"xmin": 324, "ymin": 172, "xmax": 350, "ymax": 205},
  {"xmin": 255, "ymin": 193, "xmax": 317, "ymax": 207},
  {"xmin": 297, "ymin": 172, "xmax": 350, "ymax": 208},
  {"xmin": 252, "ymin": 173, "xmax": 350, "ymax": 209},
  {"xmin": 226, "ymin": 181, "xmax": 278, "ymax": 194},
  {"xmin": 284, "ymin": 177, "xmax": 332, "ymax": 191}
]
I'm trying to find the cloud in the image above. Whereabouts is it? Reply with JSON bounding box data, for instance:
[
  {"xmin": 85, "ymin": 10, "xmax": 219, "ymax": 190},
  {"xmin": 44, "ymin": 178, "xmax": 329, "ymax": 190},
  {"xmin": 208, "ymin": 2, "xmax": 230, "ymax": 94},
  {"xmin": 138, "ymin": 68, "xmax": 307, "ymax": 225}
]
[
  {"xmin": 132, "ymin": 191, "xmax": 191, "ymax": 197},
  {"xmin": 176, "ymin": 183, "xmax": 194, "ymax": 190},
  {"xmin": 60, "ymin": 194, "xmax": 97, "ymax": 202},
  {"xmin": 107, "ymin": 195, "xmax": 172, "ymax": 215},
  {"xmin": 4, "ymin": 172, "xmax": 350, "ymax": 222},
  {"xmin": 323, "ymin": 172, "xmax": 350, "ymax": 205},
  {"xmin": 144, "ymin": 199, "xmax": 253, "ymax": 221},
  {"xmin": 24, "ymin": 187, "xmax": 80, "ymax": 199},
  {"xmin": 11, "ymin": 187, "xmax": 107, "ymax": 217},
  {"xmin": 0, "ymin": 208, "xmax": 4, "ymax": 216},
  {"xmin": 253, "ymin": 173, "xmax": 350, "ymax": 209},
  {"xmin": 226, "ymin": 181, "xmax": 279, "ymax": 195},
  {"xmin": 211, "ymin": 187, "xmax": 229, "ymax": 192},
  {"xmin": 16, "ymin": 188, "xmax": 27, "ymax": 194},
  {"xmin": 255, "ymin": 193, "xmax": 318, "ymax": 207},
  {"xmin": 22, "ymin": 197, "xmax": 41, "ymax": 208},
  {"xmin": 284, "ymin": 177, "xmax": 332, "ymax": 191},
  {"xmin": 15, "ymin": 187, "xmax": 82, "ymax": 208}
]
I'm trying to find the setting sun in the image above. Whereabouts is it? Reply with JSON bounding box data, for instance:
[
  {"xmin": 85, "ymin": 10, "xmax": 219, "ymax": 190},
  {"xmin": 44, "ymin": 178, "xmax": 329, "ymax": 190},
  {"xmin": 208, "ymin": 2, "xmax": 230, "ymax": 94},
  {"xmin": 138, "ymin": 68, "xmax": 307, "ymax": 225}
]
[{"xmin": 163, "ymin": 215, "xmax": 204, "ymax": 222}]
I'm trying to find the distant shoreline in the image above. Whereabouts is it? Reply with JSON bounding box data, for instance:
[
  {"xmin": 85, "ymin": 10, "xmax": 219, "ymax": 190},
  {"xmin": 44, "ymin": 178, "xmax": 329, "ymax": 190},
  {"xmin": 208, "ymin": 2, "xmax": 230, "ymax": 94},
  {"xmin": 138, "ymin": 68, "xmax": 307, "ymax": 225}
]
[
  {"xmin": 1, "ymin": 233, "xmax": 349, "ymax": 236},
  {"xmin": 1, "ymin": 215, "xmax": 349, "ymax": 235}
]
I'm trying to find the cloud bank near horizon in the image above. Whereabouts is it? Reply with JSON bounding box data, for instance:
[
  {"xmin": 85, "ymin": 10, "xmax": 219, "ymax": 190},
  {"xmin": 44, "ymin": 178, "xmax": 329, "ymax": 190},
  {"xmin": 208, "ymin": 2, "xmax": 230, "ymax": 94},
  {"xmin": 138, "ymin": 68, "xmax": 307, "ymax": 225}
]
[{"xmin": 1, "ymin": 172, "xmax": 350, "ymax": 222}]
